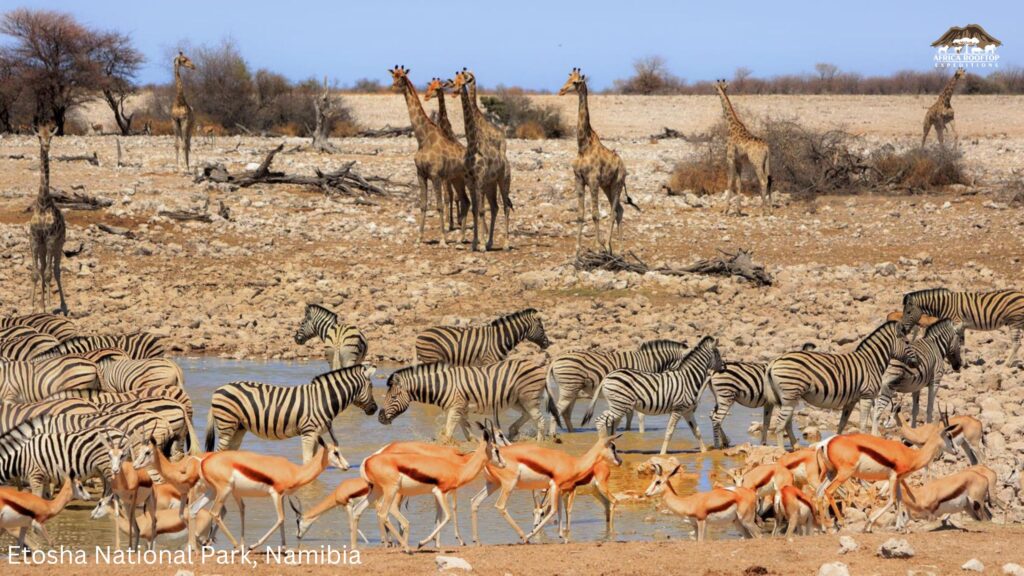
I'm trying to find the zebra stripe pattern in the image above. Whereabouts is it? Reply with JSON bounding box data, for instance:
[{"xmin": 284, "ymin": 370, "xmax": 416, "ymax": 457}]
[
  {"xmin": 2, "ymin": 313, "xmax": 77, "ymax": 340},
  {"xmin": 765, "ymin": 321, "xmax": 914, "ymax": 448},
  {"xmin": 37, "ymin": 333, "xmax": 165, "ymax": 360},
  {"xmin": 901, "ymin": 288, "xmax": 1024, "ymax": 363},
  {"xmin": 586, "ymin": 336, "xmax": 722, "ymax": 454},
  {"xmin": 0, "ymin": 355, "xmax": 102, "ymax": 403},
  {"xmin": 295, "ymin": 304, "xmax": 369, "ymax": 370},
  {"xmin": 207, "ymin": 364, "xmax": 377, "ymax": 463},
  {"xmin": 874, "ymin": 319, "xmax": 962, "ymax": 432},
  {"xmin": 709, "ymin": 342, "xmax": 816, "ymax": 449},
  {"xmin": 0, "ymin": 333, "xmax": 59, "ymax": 360},
  {"xmin": 547, "ymin": 339, "xmax": 690, "ymax": 432},
  {"xmin": 100, "ymin": 358, "xmax": 185, "ymax": 393},
  {"xmin": 0, "ymin": 324, "xmax": 40, "ymax": 341},
  {"xmin": 414, "ymin": 308, "xmax": 551, "ymax": 366},
  {"xmin": 380, "ymin": 359, "xmax": 552, "ymax": 442},
  {"xmin": 0, "ymin": 398, "xmax": 96, "ymax": 434}
]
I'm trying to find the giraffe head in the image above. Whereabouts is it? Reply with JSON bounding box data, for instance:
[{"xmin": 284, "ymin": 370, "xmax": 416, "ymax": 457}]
[
  {"xmin": 714, "ymin": 79, "xmax": 729, "ymax": 95},
  {"xmin": 953, "ymin": 68, "xmax": 966, "ymax": 80},
  {"xmin": 558, "ymin": 67, "xmax": 586, "ymax": 96},
  {"xmin": 174, "ymin": 51, "xmax": 195, "ymax": 71},
  {"xmin": 388, "ymin": 65, "xmax": 411, "ymax": 91},
  {"xmin": 451, "ymin": 68, "xmax": 476, "ymax": 94},
  {"xmin": 35, "ymin": 122, "xmax": 57, "ymax": 150},
  {"xmin": 423, "ymin": 77, "xmax": 444, "ymax": 101}
]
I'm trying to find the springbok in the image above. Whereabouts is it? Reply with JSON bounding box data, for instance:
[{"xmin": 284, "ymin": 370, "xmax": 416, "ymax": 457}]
[
  {"xmin": 357, "ymin": 422, "xmax": 504, "ymax": 553},
  {"xmin": 772, "ymin": 484, "xmax": 820, "ymax": 536},
  {"xmin": 896, "ymin": 465, "xmax": 1001, "ymax": 530},
  {"xmin": 893, "ymin": 404, "xmax": 984, "ymax": 464},
  {"xmin": 133, "ymin": 425, "xmax": 203, "ymax": 548},
  {"xmin": 0, "ymin": 472, "xmax": 90, "ymax": 549},
  {"xmin": 815, "ymin": 411, "xmax": 959, "ymax": 531},
  {"xmin": 470, "ymin": 434, "xmax": 623, "ymax": 544},
  {"xmin": 643, "ymin": 463, "xmax": 760, "ymax": 542},
  {"xmin": 105, "ymin": 430, "xmax": 157, "ymax": 549},
  {"xmin": 199, "ymin": 433, "xmax": 348, "ymax": 550},
  {"xmin": 292, "ymin": 477, "xmax": 371, "ymax": 551},
  {"xmin": 92, "ymin": 495, "xmax": 218, "ymax": 548},
  {"xmin": 777, "ymin": 448, "xmax": 824, "ymax": 490}
]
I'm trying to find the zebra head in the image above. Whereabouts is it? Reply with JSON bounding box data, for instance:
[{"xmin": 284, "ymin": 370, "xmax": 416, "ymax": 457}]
[
  {"xmin": 295, "ymin": 304, "xmax": 319, "ymax": 344},
  {"xmin": 899, "ymin": 294, "xmax": 926, "ymax": 336},
  {"xmin": 643, "ymin": 463, "xmax": 682, "ymax": 498},
  {"xmin": 928, "ymin": 319, "xmax": 963, "ymax": 372},
  {"xmin": 378, "ymin": 370, "xmax": 412, "ymax": 425},
  {"xmin": 355, "ymin": 364, "xmax": 379, "ymax": 415},
  {"xmin": 524, "ymin": 312, "xmax": 552, "ymax": 350}
]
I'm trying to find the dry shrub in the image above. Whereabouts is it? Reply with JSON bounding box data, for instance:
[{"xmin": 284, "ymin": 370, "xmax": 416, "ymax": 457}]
[
  {"xmin": 330, "ymin": 119, "xmax": 360, "ymax": 137},
  {"xmin": 480, "ymin": 86, "xmax": 565, "ymax": 139},
  {"xmin": 667, "ymin": 150, "xmax": 727, "ymax": 196},
  {"xmin": 514, "ymin": 120, "xmax": 546, "ymax": 140},
  {"xmin": 870, "ymin": 146, "xmax": 966, "ymax": 190}
]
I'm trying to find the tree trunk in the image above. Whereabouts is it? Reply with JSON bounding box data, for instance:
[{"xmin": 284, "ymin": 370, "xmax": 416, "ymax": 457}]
[
  {"xmin": 311, "ymin": 76, "xmax": 337, "ymax": 153},
  {"xmin": 103, "ymin": 90, "xmax": 134, "ymax": 136}
]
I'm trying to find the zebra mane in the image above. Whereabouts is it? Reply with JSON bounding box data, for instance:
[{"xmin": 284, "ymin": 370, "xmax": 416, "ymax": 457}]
[
  {"xmin": 670, "ymin": 336, "xmax": 715, "ymax": 367},
  {"xmin": 385, "ymin": 363, "xmax": 448, "ymax": 388},
  {"xmin": 310, "ymin": 365, "xmax": 359, "ymax": 385},
  {"xmin": 903, "ymin": 288, "xmax": 950, "ymax": 304},
  {"xmin": 923, "ymin": 318, "xmax": 955, "ymax": 339},
  {"xmin": 855, "ymin": 321, "xmax": 901, "ymax": 352},
  {"xmin": 491, "ymin": 308, "xmax": 538, "ymax": 326},
  {"xmin": 305, "ymin": 303, "xmax": 338, "ymax": 321},
  {"xmin": 638, "ymin": 339, "xmax": 687, "ymax": 352}
]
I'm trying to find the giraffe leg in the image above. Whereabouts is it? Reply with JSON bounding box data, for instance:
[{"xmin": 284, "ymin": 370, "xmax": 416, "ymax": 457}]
[
  {"xmin": 935, "ymin": 123, "xmax": 945, "ymax": 147},
  {"xmin": 39, "ymin": 242, "xmax": 50, "ymax": 313},
  {"xmin": 588, "ymin": 177, "xmax": 601, "ymax": 251},
  {"xmin": 446, "ymin": 180, "xmax": 456, "ymax": 231},
  {"xmin": 455, "ymin": 178, "xmax": 470, "ymax": 244},
  {"xmin": 922, "ymin": 119, "xmax": 932, "ymax": 147},
  {"xmin": 468, "ymin": 168, "xmax": 482, "ymax": 252},
  {"xmin": 29, "ymin": 239, "xmax": 42, "ymax": 312},
  {"xmin": 500, "ymin": 166, "xmax": 512, "ymax": 251},
  {"xmin": 573, "ymin": 174, "xmax": 586, "ymax": 254},
  {"xmin": 173, "ymin": 119, "xmax": 182, "ymax": 170},
  {"xmin": 723, "ymin": 146, "xmax": 736, "ymax": 214},
  {"xmin": 50, "ymin": 240, "xmax": 68, "ymax": 315},
  {"xmin": 485, "ymin": 181, "xmax": 499, "ymax": 252},
  {"xmin": 416, "ymin": 172, "xmax": 429, "ymax": 245},
  {"xmin": 183, "ymin": 117, "xmax": 193, "ymax": 172},
  {"xmin": 433, "ymin": 177, "xmax": 448, "ymax": 248},
  {"xmin": 948, "ymin": 118, "xmax": 959, "ymax": 145}
]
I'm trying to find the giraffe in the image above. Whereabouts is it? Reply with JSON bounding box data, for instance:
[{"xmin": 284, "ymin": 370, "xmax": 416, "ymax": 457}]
[
  {"xmin": 558, "ymin": 68, "xmax": 638, "ymax": 254},
  {"xmin": 28, "ymin": 124, "xmax": 69, "ymax": 316},
  {"xmin": 424, "ymin": 77, "xmax": 469, "ymax": 233},
  {"xmin": 389, "ymin": 66, "xmax": 468, "ymax": 246},
  {"xmin": 171, "ymin": 51, "xmax": 196, "ymax": 173},
  {"xmin": 922, "ymin": 68, "xmax": 965, "ymax": 147},
  {"xmin": 714, "ymin": 80, "xmax": 772, "ymax": 216},
  {"xmin": 452, "ymin": 68, "xmax": 513, "ymax": 252}
]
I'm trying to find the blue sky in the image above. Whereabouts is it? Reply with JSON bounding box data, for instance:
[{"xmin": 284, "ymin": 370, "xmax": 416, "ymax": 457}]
[{"xmin": 1, "ymin": 1, "xmax": 1019, "ymax": 89}]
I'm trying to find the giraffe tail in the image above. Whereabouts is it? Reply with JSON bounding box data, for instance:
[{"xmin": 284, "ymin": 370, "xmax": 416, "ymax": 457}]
[
  {"xmin": 763, "ymin": 155, "xmax": 773, "ymax": 196},
  {"xmin": 622, "ymin": 181, "xmax": 640, "ymax": 212}
]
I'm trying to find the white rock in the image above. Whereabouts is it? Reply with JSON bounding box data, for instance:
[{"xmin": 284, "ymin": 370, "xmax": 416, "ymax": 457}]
[
  {"xmin": 878, "ymin": 537, "xmax": 915, "ymax": 558},
  {"xmin": 436, "ymin": 556, "xmax": 473, "ymax": 571},
  {"xmin": 1004, "ymin": 563, "xmax": 1024, "ymax": 576},
  {"xmin": 837, "ymin": 535, "xmax": 859, "ymax": 554},
  {"xmin": 818, "ymin": 562, "xmax": 850, "ymax": 576},
  {"xmin": 961, "ymin": 559, "xmax": 984, "ymax": 572}
]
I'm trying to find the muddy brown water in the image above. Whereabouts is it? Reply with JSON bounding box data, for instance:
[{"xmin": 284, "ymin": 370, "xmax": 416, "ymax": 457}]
[{"xmin": 18, "ymin": 358, "xmax": 761, "ymax": 551}]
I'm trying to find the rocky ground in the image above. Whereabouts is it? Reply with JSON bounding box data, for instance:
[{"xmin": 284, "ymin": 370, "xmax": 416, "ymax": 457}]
[{"xmin": 1, "ymin": 95, "xmax": 1023, "ymax": 563}]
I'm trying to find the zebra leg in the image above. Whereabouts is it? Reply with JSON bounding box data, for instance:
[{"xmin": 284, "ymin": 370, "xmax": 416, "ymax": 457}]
[
  {"xmin": 770, "ymin": 403, "xmax": 796, "ymax": 449},
  {"xmin": 926, "ymin": 378, "xmax": 938, "ymax": 424},
  {"xmin": 638, "ymin": 413, "xmax": 645, "ymax": 434},
  {"xmin": 300, "ymin": 432, "xmax": 318, "ymax": 465},
  {"xmin": 857, "ymin": 397, "xmax": 873, "ymax": 432},
  {"xmin": 1006, "ymin": 329, "xmax": 1021, "ymax": 366},
  {"xmin": 507, "ymin": 410, "xmax": 531, "ymax": 441},
  {"xmin": 912, "ymin": 391, "xmax": 921, "ymax": 427},
  {"xmin": 660, "ymin": 412, "xmax": 680, "ymax": 455},
  {"xmin": 683, "ymin": 410, "xmax": 707, "ymax": 453},
  {"xmin": 711, "ymin": 396, "xmax": 735, "ymax": 448},
  {"xmin": 836, "ymin": 404, "xmax": 855, "ymax": 434}
]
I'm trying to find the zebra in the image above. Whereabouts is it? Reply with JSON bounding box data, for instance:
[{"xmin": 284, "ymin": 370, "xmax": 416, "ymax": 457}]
[
  {"xmin": 873, "ymin": 319, "xmax": 962, "ymax": 433},
  {"xmin": 0, "ymin": 324, "xmax": 39, "ymax": 341},
  {"xmin": 0, "ymin": 397, "xmax": 96, "ymax": 433},
  {"xmin": 294, "ymin": 303, "xmax": 368, "ymax": 370},
  {"xmin": 36, "ymin": 332, "xmax": 165, "ymax": 360},
  {"xmin": 99, "ymin": 358, "xmax": 185, "ymax": 394},
  {"xmin": 18, "ymin": 427, "xmax": 126, "ymax": 497},
  {"xmin": 414, "ymin": 308, "xmax": 551, "ymax": 366},
  {"xmin": 206, "ymin": 365, "xmax": 378, "ymax": 463},
  {"xmin": 900, "ymin": 288, "xmax": 1024, "ymax": 364},
  {"xmin": 547, "ymin": 339, "xmax": 690, "ymax": 433},
  {"xmin": 765, "ymin": 321, "xmax": 915, "ymax": 449},
  {"xmin": 3, "ymin": 312, "xmax": 77, "ymax": 340},
  {"xmin": 583, "ymin": 336, "xmax": 722, "ymax": 455},
  {"xmin": 379, "ymin": 359, "xmax": 554, "ymax": 442},
  {"xmin": 0, "ymin": 355, "xmax": 102, "ymax": 403},
  {"xmin": 99, "ymin": 397, "xmax": 195, "ymax": 454},
  {"xmin": 0, "ymin": 333, "xmax": 59, "ymax": 360},
  {"xmin": 708, "ymin": 342, "xmax": 817, "ymax": 449},
  {"xmin": 50, "ymin": 382, "xmax": 194, "ymax": 419},
  {"xmin": 41, "ymin": 409, "xmax": 178, "ymax": 457}
]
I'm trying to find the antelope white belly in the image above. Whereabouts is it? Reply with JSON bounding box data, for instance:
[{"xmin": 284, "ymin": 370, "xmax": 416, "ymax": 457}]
[
  {"xmin": 397, "ymin": 475, "xmax": 435, "ymax": 495},
  {"xmin": 854, "ymin": 455, "xmax": 893, "ymax": 478},
  {"xmin": 230, "ymin": 471, "xmax": 274, "ymax": 497},
  {"xmin": 516, "ymin": 465, "xmax": 552, "ymax": 489},
  {"xmin": 933, "ymin": 494, "xmax": 970, "ymax": 517},
  {"xmin": 706, "ymin": 507, "xmax": 738, "ymax": 523},
  {"xmin": 0, "ymin": 506, "xmax": 31, "ymax": 526}
]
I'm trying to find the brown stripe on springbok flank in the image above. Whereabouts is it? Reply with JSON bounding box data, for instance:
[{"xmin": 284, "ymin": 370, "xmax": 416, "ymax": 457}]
[
  {"xmin": 793, "ymin": 489, "xmax": 815, "ymax": 508},
  {"xmin": 930, "ymin": 482, "xmax": 968, "ymax": 513},
  {"xmin": 351, "ymin": 484, "xmax": 371, "ymax": 498},
  {"xmin": 856, "ymin": 445, "xmax": 898, "ymax": 470},
  {"xmin": 397, "ymin": 466, "xmax": 438, "ymax": 485},
  {"xmin": 234, "ymin": 464, "xmax": 276, "ymax": 486},
  {"xmin": 0, "ymin": 498, "xmax": 36, "ymax": 519},
  {"xmin": 705, "ymin": 496, "xmax": 737, "ymax": 515},
  {"xmin": 516, "ymin": 455, "xmax": 556, "ymax": 478}
]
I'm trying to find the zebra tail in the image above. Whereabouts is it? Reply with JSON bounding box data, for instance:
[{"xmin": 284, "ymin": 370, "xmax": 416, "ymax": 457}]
[
  {"xmin": 763, "ymin": 363, "xmax": 782, "ymax": 407},
  {"xmin": 204, "ymin": 410, "xmax": 217, "ymax": 453},
  {"xmin": 545, "ymin": 369, "xmax": 564, "ymax": 430},
  {"xmin": 580, "ymin": 378, "xmax": 607, "ymax": 427},
  {"xmin": 185, "ymin": 414, "xmax": 200, "ymax": 456}
]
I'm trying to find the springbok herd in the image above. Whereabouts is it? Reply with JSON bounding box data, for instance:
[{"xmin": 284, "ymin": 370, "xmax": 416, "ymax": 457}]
[{"xmin": 0, "ymin": 285, "xmax": 1021, "ymax": 553}]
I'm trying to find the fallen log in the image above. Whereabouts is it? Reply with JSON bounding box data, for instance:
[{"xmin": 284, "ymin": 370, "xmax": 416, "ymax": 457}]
[
  {"xmin": 657, "ymin": 248, "xmax": 772, "ymax": 286},
  {"xmin": 573, "ymin": 249, "xmax": 649, "ymax": 274},
  {"xmin": 357, "ymin": 124, "xmax": 413, "ymax": 138},
  {"xmin": 96, "ymin": 223, "xmax": 135, "ymax": 239},
  {"xmin": 50, "ymin": 188, "xmax": 113, "ymax": 210},
  {"xmin": 54, "ymin": 152, "xmax": 99, "ymax": 166},
  {"xmin": 650, "ymin": 127, "xmax": 684, "ymax": 140},
  {"xmin": 158, "ymin": 209, "xmax": 213, "ymax": 223}
]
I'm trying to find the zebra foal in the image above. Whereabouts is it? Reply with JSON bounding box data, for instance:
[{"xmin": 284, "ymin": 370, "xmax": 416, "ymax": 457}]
[{"xmin": 295, "ymin": 303, "xmax": 368, "ymax": 370}]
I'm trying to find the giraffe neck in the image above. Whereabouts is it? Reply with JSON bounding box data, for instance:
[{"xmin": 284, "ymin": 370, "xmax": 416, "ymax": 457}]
[
  {"xmin": 717, "ymin": 89, "xmax": 748, "ymax": 137},
  {"xmin": 400, "ymin": 77, "xmax": 432, "ymax": 146},
  {"xmin": 459, "ymin": 83, "xmax": 482, "ymax": 149},
  {"xmin": 38, "ymin": 141, "xmax": 50, "ymax": 203},
  {"xmin": 436, "ymin": 89, "xmax": 449, "ymax": 123},
  {"xmin": 577, "ymin": 81, "xmax": 594, "ymax": 152},
  {"xmin": 174, "ymin": 63, "xmax": 188, "ymax": 108},
  {"xmin": 938, "ymin": 74, "xmax": 961, "ymax": 106}
]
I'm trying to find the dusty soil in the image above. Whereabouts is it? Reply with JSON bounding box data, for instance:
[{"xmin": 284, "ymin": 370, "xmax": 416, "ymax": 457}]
[{"xmin": 2, "ymin": 524, "xmax": 1023, "ymax": 575}]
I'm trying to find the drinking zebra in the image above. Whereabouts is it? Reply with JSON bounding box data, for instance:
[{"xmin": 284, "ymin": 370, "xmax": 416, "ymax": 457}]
[
  {"xmin": 873, "ymin": 319, "xmax": 962, "ymax": 432},
  {"xmin": 206, "ymin": 365, "xmax": 377, "ymax": 463},
  {"xmin": 415, "ymin": 308, "xmax": 551, "ymax": 366},
  {"xmin": 765, "ymin": 321, "xmax": 915, "ymax": 449},
  {"xmin": 294, "ymin": 303, "xmax": 368, "ymax": 370},
  {"xmin": 36, "ymin": 332, "xmax": 164, "ymax": 360},
  {"xmin": 0, "ymin": 355, "xmax": 102, "ymax": 403},
  {"xmin": 584, "ymin": 336, "xmax": 722, "ymax": 454},
  {"xmin": 379, "ymin": 359, "xmax": 553, "ymax": 442},
  {"xmin": 547, "ymin": 339, "xmax": 690, "ymax": 433},
  {"xmin": 708, "ymin": 342, "xmax": 816, "ymax": 449},
  {"xmin": 900, "ymin": 288, "xmax": 1024, "ymax": 364}
]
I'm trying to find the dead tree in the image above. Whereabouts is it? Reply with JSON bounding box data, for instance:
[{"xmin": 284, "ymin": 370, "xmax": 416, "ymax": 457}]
[
  {"xmin": 658, "ymin": 249, "xmax": 773, "ymax": 286},
  {"xmin": 312, "ymin": 76, "xmax": 338, "ymax": 153}
]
